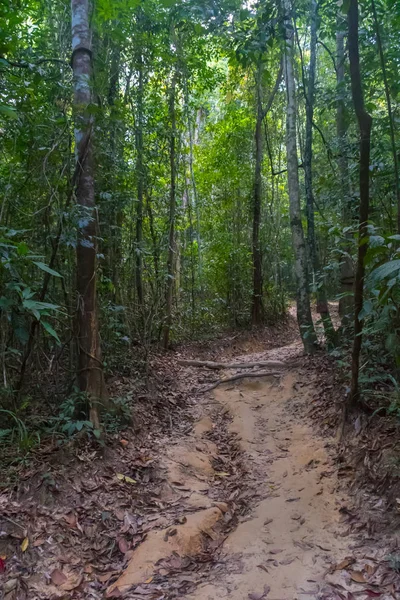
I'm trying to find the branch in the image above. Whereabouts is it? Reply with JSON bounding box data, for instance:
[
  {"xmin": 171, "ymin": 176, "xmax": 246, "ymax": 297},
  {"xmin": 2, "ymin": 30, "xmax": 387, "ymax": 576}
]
[
  {"xmin": 0, "ymin": 56, "xmax": 70, "ymax": 69},
  {"xmin": 261, "ymin": 59, "xmax": 283, "ymax": 120},
  {"xmin": 179, "ymin": 359, "xmax": 286, "ymax": 369},
  {"xmin": 200, "ymin": 371, "xmax": 282, "ymax": 393},
  {"xmin": 317, "ymin": 39, "xmax": 337, "ymax": 73}
]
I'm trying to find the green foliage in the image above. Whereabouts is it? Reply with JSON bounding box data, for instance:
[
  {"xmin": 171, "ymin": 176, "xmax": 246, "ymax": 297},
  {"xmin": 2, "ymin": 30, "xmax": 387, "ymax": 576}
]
[
  {"xmin": 1, "ymin": 0, "xmax": 400, "ymax": 431},
  {"xmin": 57, "ymin": 391, "xmax": 101, "ymax": 440}
]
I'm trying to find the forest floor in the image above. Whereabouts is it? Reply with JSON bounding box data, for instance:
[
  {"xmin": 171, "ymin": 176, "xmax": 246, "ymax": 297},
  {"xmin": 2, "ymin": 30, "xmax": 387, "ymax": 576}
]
[{"xmin": 1, "ymin": 314, "xmax": 400, "ymax": 599}]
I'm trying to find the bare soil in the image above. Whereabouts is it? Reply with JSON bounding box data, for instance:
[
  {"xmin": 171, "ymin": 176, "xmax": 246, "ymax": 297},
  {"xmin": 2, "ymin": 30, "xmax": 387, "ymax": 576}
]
[{"xmin": 1, "ymin": 318, "xmax": 400, "ymax": 599}]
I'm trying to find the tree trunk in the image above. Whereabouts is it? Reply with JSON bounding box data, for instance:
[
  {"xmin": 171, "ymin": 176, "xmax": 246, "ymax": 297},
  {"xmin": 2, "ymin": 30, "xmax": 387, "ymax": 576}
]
[
  {"xmin": 163, "ymin": 73, "xmax": 177, "ymax": 349},
  {"xmin": 251, "ymin": 60, "xmax": 264, "ymax": 326},
  {"xmin": 371, "ymin": 0, "xmax": 400, "ymax": 233},
  {"xmin": 304, "ymin": 0, "xmax": 335, "ymax": 344},
  {"xmin": 135, "ymin": 51, "xmax": 144, "ymax": 306},
  {"xmin": 336, "ymin": 22, "xmax": 354, "ymax": 327},
  {"xmin": 283, "ymin": 0, "xmax": 317, "ymax": 353},
  {"xmin": 348, "ymin": 0, "xmax": 373, "ymax": 405},
  {"xmin": 71, "ymin": 0, "xmax": 107, "ymax": 427}
]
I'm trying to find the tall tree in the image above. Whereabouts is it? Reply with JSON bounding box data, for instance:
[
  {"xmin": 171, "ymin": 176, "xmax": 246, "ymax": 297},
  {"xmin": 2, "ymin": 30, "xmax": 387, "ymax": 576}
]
[
  {"xmin": 370, "ymin": 0, "xmax": 400, "ymax": 233},
  {"xmin": 283, "ymin": 0, "xmax": 317, "ymax": 353},
  {"xmin": 336, "ymin": 18, "xmax": 354, "ymax": 327},
  {"xmin": 71, "ymin": 0, "xmax": 107, "ymax": 426},
  {"xmin": 303, "ymin": 0, "xmax": 335, "ymax": 343},
  {"xmin": 348, "ymin": 0, "xmax": 373, "ymax": 404},
  {"xmin": 135, "ymin": 48, "xmax": 144, "ymax": 307},
  {"xmin": 251, "ymin": 59, "xmax": 264, "ymax": 325},
  {"xmin": 163, "ymin": 71, "xmax": 177, "ymax": 349}
]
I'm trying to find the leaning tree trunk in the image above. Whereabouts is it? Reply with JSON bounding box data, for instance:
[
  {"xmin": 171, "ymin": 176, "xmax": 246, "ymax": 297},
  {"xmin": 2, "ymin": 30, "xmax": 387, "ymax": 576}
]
[
  {"xmin": 283, "ymin": 0, "xmax": 317, "ymax": 353},
  {"xmin": 163, "ymin": 73, "xmax": 177, "ymax": 350},
  {"xmin": 348, "ymin": 0, "xmax": 373, "ymax": 405},
  {"xmin": 251, "ymin": 60, "xmax": 264, "ymax": 326},
  {"xmin": 336, "ymin": 21, "xmax": 354, "ymax": 328},
  {"xmin": 71, "ymin": 0, "xmax": 107, "ymax": 427},
  {"xmin": 304, "ymin": 0, "xmax": 335, "ymax": 344}
]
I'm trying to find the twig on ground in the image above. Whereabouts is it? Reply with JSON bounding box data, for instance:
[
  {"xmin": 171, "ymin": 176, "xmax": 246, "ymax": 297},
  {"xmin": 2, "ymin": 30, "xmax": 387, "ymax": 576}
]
[
  {"xmin": 200, "ymin": 371, "xmax": 281, "ymax": 392},
  {"xmin": 179, "ymin": 359, "xmax": 286, "ymax": 370}
]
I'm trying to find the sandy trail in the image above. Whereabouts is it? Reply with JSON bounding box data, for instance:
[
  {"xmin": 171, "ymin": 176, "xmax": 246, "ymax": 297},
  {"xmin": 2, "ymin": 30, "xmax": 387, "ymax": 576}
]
[{"xmin": 189, "ymin": 342, "xmax": 353, "ymax": 600}]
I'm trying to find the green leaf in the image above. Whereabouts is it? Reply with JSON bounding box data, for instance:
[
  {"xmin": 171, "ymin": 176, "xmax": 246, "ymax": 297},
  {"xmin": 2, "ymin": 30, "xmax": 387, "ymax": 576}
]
[
  {"xmin": 0, "ymin": 104, "xmax": 18, "ymax": 119},
  {"xmin": 368, "ymin": 260, "xmax": 400, "ymax": 285},
  {"xmin": 41, "ymin": 320, "xmax": 61, "ymax": 344},
  {"xmin": 22, "ymin": 299, "xmax": 60, "ymax": 318},
  {"xmin": 358, "ymin": 300, "xmax": 373, "ymax": 321},
  {"xmin": 17, "ymin": 242, "xmax": 29, "ymax": 256},
  {"xmin": 33, "ymin": 261, "xmax": 62, "ymax": 278}
]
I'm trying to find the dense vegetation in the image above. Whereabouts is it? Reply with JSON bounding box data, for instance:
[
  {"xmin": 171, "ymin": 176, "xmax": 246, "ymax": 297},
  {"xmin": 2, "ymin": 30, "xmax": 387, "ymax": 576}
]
[{"xmin": 1, "ymin": 0, "xmax": 400, "ymax": 436}]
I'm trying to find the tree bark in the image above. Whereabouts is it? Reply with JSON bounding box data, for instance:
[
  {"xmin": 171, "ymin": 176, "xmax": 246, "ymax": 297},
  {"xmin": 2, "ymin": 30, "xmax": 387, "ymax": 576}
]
[
  {"xmin": 348, "ymin": 0, "xmax": 373, "ymax": 405},
  {"xmin": 71, "ymin": 0, "xmax": 107, "ymax": 427},
  {"xmin": 135, "ymin": 50, "xmax": 144, "ymax": 306},
  {"xmin": 370, "ymin": 0, "xmax": 400, "ymax": 233},
  {"xmin": 283, "ymin": 0, "xmax": 317, "ymax": 353},
  {"xmin": 251, "ymin": 60, "xmax": 264, "ymax": 326},
  {"xmin": 336, "ymin": 21, "xmax": 355, "ymax": 327},
  {"xmin": 304, "ymin": 0, "xmax": 335, "ymax": 344},
  {"xmin": 163, "ymin": 72, "xmax": 177, "ymax": 349}
]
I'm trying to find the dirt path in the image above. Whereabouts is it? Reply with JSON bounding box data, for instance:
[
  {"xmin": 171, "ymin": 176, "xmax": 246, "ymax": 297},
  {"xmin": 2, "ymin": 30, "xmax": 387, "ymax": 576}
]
[
  {"xmin": 4, "ymin": 329, "xmax": 397, "ymax": 599},
  {"xmin": 184, "ymin": 342, "xmax": 386, "ymax": 600}
]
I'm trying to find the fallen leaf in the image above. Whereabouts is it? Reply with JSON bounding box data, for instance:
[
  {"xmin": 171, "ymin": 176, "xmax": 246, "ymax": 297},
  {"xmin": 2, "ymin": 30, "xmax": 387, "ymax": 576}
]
[
  {"xmin": 63, "ymin": 513, "xmax": 77, "ymax": 527},
  {"xmin": 257, "ymin": 564, "xmax": 269, "ymax": 573},
  {"xmin": 98, "ymin": 571, "xmax": 118, "ymax": 584},
  {"xmin": 365, "ymin": 591, "xmax": 382, "ymax": 597},
  {"xmin": 364, "ymin": 564, "xmax": 377, "ymax": 576},
  {"xmin": 248, "ymin": 584, "xmax": 270, "ymax": 600},
  {"xmin": 120, "ymin": 439, "xmax": 129, "ymax": 447},
  {"xmin": 61, "ymin": 574, "xmax": 83, "ymax": 591},
  {"xmin": 20, "ymin": 537, "xmax": 29, "ymax": 552},
  {"xmin": 333, "ymin": 557, "xmax": 355, "ymax": 571},
  {"xmin": 350, "ymin": 571, "xmax": 366, "ymax": 584},
  {"xmin": 280, "ymin": 557, "xmax": 295, "ymax": 565},
  {"xmin": 3, "ymin": 579, "xmax": 17, "ymax": 593},
  {"xmin": 51, "ymin": 569, "xmax": 68, "ymax": 586},
  {"xmin": 33, "ymin": 538, "xmax": 45, "ymax": 547},
  {"xmin": 116, "ymin": 473, "xmax": 136, "ymax": 484},
  {"xmin": 0, "ymin": 557, "xmax": 5, "ymax": 573},
  {"xmin": 144, "ymin": 577, "xmax": 153, "ymax": 583},
  {"xmin": 106, "ymin": 586, "xmax": 122, "ymax": 598},
  {"xmin": 269, "ymin": 548, "xmax": 284, "ymax": 554},
  {"xmin": 118, "ymin": 538, "xmax": 129, "ymax": 554}
]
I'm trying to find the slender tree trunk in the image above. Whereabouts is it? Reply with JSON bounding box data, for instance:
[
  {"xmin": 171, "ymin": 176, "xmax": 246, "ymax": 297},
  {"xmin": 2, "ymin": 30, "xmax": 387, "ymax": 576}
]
[
  {"xmin": 370, "ymin": 0, "xmax": 399, "ymax": 233},
  {"xmin": 108, "ymin": 43, "xmax": 122, "ymax": 302},
  {"xmin": 348, "ymin": 0, "xmax": 373, "ymax": 405},
  {"xmin": 71, "ymin": 0, "xmax": 107, "ymax": 427},
  {"xmin": 251, "ymin": 60, "xmax": 264, "ymax": 326},
  {"xmin": 163, "ymin": 73, "xmax": 177, "ymax": 349},
  {"xmin": 336, "ymin": 22, "xmax": 355, "ymax": 327},
  {"xmin": 283, "ymin": 0, "xmax": 317, "ymax": 353},
  {"xmin": 135, "ymin": 51, "xmax": 144, "ymax": 306},
  {"xmin": 304, "ymin": 0, "xmax": 335, "ymax": 344}
]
